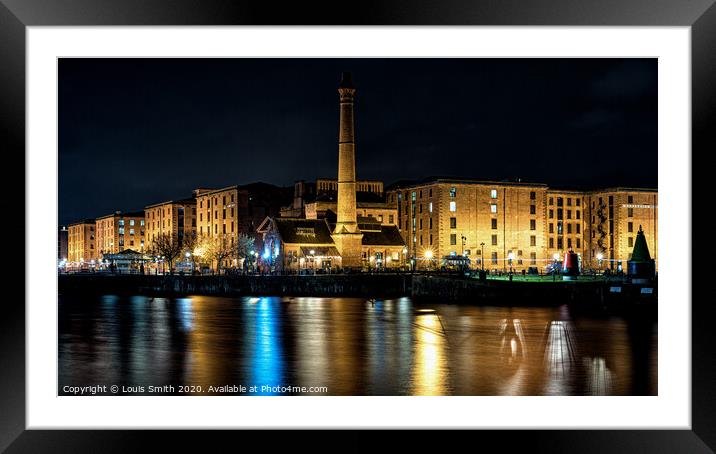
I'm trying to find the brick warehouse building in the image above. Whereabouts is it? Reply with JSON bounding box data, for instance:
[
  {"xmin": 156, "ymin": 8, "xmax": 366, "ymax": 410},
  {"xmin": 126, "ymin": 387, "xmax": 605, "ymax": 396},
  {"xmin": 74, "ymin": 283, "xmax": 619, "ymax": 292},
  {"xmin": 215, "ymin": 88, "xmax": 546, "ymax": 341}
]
[{"xmin": 387, "ymin": 178, "xmax": 657, "ymax": 273}]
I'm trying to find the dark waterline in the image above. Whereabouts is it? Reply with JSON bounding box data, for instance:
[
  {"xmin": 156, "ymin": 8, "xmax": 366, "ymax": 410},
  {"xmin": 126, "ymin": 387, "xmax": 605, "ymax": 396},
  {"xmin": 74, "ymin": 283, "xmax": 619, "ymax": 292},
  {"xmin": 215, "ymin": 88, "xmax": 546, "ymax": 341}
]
[{"xmin": 58, "ymin": 295, "xmax": 657, "ymax": 396}]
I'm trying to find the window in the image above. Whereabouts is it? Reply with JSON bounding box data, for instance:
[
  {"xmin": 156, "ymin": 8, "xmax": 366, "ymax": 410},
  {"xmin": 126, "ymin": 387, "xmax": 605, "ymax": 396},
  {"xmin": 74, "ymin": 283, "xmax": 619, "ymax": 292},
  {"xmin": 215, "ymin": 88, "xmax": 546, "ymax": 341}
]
[
  {"xmin": 429, "ymin": 202, "xmax": 433, "ymax": 213},
  {"xmin": 129, "ymin": 229, "xmax": 135, "ymax": 235},
  {"xmin": 576, "ymin": 210, "xmax": 580, "ymax": 220},
  {"xmin": 450, "ymin": 217, "xmax": 457, "ymax": 229},
  {"xmin": 419, "ymin": 204, "xmax": 423, "ymax": 213},
  {"xmin": 557, "ymin": 221, "xmax": 563, "ymax": 235},
  {"xmin": 576, "ymin": 199, "xmax": 581, "ymax": 206},
  {"xmin": 567, "ymin": 238, "xmax": 572, "ymax": 248},
  {"xmin": 557, "ymin": 238, "xmax": 563, "ymax": 249},
  {"xmin": 628, "ymin": 208, "xmax": 634, "ymax": 217},
  {"xmin": 628, "ymin": 195, "xmax": 634, "ymax": 204},
  {"xmin": 430, "ymin": 234, "xmax": 433, "ymax": 245},
  {"xmin": 530, "ymin": 205, "xmax": 536, "ymax": 215},
  {"xmin": 628, "ymin": 237, "xmax": 634, "ymax": 247},
  {"xmin": 549, "ymin": 238, "xmax": 554, "ymax": 248},
  {"xmin": 576, "ymin": 238, "xmax": 581, "ymax": 248},
  {"xmin": 130, "ymin": 219, "xmax": 135, "ymax": 226},
  {"xmin": 449, "ymin": 201, "xmax": 457, "ymax": 212},
  {"xmin": 490, "ymin": 189, "xmax": 497, "ymax": 199},
  {"xmin": 119, "ymin": 219, "xmax": 125, "ymax": 226},
  {"xmin": 450, "ymin": 187, "xmax": 457, "ymax": 198},
  {"xmin": 557, "ymin": 198, "xmax": 563, "ymax": 207},
  {"xmin": 567, "ymin": 210, "xmax": 572, "ymax": 219},
  {"xmin": 567, "ymin": 223, "xmax": 572, "ymax": 234},
  {"xmin": 549, "ymin": 223, "xmax": 554, "ymax": 233},
  {"xmin": 491, "ymin": 252, "xmax": 498, "ymax": 265},
  {"xmin": 429, "ymin": 189, "xmax": 433, "ymax": 197},
  {"xmin": 567, "ymin": 198, "xmax": 572, "ymax": 206},
  {"xmin": 576, "ymin": 224, "xmax": 581, "ymax": 234},
  {"xmin": 420, "ymin": 235, "xmax": 423, "ymax": 245},
  {"xmin": 491, "ymin": 219, "xmax": 497, "ymax": 229},
  {"xmin": 549, "ymin": 197, "xmax": 554, "ymax": 205},
  {"xmin": 530, "ymin": 219, "xmax": 536, "ymax": 230},
  {"xmin": 389, "ymin": 215, "xmax": 394, "ymax": 224},
  {"xmin": 530, "ymin": 191, "xmax": 536, "ymax": 200},
  {"xmin": 450, "ymin": 234, "xmax": 457, "ymax": 245},
  {"xmin": 557, "ymin": 208, "xmax": 563, "ymax": 220},
  {"xmin": 530, "ymin": 235, "xmax": 536, "ymax": 246},
  {"xmin": 490, "ymin": 204, "xmax": 497, "ymax": 213},
  {"xmin": 549, "ymin": 209, "xmax": 554, "ymax": 219},
  {"xmin": 628, "ymin": 222, "xmax": 633, "ymax": 232},
  {"xmin": 419, "ymin": 219, "xmax": 423, "ymax": 229},
  {"xmin": 491, "ymin": 234, "xmax": 498, "ymax": 246},
  {"xmin": 429, "ymin": 218, "xmax": 433, "ymax": 229},
  {"xmin": 530, "ymin": 252, "xmax": 537, "ymax": 265},
  {"xmin": 118, "ymin": 227, "xmax": 124, "ymax": 235}
]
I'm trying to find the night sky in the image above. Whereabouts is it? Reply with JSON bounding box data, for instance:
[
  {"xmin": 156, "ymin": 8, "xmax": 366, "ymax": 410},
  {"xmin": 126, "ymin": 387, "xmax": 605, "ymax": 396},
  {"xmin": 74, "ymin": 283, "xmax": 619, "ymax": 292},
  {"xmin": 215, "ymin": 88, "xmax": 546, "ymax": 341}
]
[{"xmin": 59, "ymin": 58, "xmax": 657, "ymax": 225}]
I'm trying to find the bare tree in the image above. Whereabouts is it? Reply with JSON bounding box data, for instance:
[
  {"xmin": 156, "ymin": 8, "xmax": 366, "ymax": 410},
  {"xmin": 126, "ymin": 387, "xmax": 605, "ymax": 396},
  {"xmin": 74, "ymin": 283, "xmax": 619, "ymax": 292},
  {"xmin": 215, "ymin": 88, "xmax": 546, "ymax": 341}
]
[
  {"xmin": 235, "ymin": 233, "xmax": 256, "ymax": 273},
  {"xmin": 194, "ymin": 235, "xmax": 233, "ymax": 273},
  {"xmin": 182, "ymin": 232, "xmax": 199, "ymax": 272},
  {"xmin": 149, "ymin": 233, "xmax": 183, "ymax": 274}
]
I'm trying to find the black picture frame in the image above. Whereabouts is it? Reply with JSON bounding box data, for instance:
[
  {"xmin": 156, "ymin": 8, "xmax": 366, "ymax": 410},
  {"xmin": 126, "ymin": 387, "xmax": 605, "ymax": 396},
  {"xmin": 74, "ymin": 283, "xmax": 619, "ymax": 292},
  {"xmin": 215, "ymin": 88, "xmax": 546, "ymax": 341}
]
[{"xmin": 1, "ymin": 0, "xmax": 709, "ymax": 451}]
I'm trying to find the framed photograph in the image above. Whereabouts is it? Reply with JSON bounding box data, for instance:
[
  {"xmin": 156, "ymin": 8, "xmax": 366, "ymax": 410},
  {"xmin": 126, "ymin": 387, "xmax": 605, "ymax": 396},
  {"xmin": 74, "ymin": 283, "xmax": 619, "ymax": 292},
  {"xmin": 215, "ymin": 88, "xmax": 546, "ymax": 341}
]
[{"xmin": 2, "ymin": 0, "xmax": 711, "ymax": 451}]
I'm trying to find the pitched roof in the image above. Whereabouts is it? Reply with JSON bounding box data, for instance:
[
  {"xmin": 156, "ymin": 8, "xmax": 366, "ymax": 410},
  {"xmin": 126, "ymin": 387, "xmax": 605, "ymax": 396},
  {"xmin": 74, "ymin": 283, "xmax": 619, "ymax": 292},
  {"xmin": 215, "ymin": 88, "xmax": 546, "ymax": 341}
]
[
  {"xmin": 274, "ymin": 218, "xmax": 335, "ymax": 245},
  {"xmin": 360, "ymin": 225, "xmax": 405, "ymax": 247}
]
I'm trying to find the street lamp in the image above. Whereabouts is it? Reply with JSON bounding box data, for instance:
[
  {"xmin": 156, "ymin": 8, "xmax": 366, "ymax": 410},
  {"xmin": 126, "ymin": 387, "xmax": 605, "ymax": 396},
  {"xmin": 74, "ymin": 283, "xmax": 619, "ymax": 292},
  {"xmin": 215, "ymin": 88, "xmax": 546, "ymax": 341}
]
[
  {"xmin": 424, "ymin": 249, "xmax": 434, "ymax": 271},
  {"xmin": 480, "ymin": 242, "xmax": 485, "ymax": 271},
  {"xmin": 461, "ymin": 235, "xmax": 467, "ymax": 256}
]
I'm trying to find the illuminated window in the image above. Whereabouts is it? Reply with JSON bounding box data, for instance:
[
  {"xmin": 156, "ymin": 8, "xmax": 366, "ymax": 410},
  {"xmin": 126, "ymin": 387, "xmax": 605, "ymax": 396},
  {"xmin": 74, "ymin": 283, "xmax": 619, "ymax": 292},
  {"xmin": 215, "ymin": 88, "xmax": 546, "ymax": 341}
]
[
  {"xmin": 557, "ymin": 221, "xmax": 563, "ymax": 234},
  {"xmin": 490, "ymin": 189, "xmax": 497, "ymax": 199},
  {"xmin": 450, "ymin": 201, "xmax": 456, "ymax": 212},
  {"xmin": 129, "ymin": 229, "xmax": 134, "ymax": 235},
  {"xmin": 450, "ymin": 187, "xmax": 457, "ymax": 198},
  {"xmin": 490, "ymin": 204, "xmax": 497, "ymax": 213},
  {"xmin": 429, "ymin": 202, "xmax": 433, "ymax": 213},
  {"xmin": 129, "ymin": 220, "xmax": 135, "ymax": 226}
]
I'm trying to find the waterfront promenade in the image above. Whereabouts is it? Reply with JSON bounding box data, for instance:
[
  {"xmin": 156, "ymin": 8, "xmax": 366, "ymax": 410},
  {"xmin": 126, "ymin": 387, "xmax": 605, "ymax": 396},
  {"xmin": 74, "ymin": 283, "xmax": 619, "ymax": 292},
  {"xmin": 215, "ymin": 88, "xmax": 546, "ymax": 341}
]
[{"xmin": 58, "ymin": 273, "xmax": 657, "ymax": 309}]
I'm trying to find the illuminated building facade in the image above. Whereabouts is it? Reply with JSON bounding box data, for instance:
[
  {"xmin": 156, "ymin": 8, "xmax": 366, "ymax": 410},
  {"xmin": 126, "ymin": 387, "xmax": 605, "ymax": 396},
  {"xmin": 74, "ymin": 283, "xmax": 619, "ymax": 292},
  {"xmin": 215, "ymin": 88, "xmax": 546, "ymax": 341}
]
[
  {"xmin": 95, "ymin": 211, "xmax": 146, "ymax": 257},
  {"xmin": 67, "ymin": 220, "xmax": 96, "ymax": 264},
  {"xmin": 388, "ymin": 179, "xmax": 657, "ymax": 272},
  {"xmin": 583, "ymin": 188, "xmax": 658, "ymax": 271},
  {"xmin": 144, "ymin": 198, "xmax": 197, "ymax": 247}
]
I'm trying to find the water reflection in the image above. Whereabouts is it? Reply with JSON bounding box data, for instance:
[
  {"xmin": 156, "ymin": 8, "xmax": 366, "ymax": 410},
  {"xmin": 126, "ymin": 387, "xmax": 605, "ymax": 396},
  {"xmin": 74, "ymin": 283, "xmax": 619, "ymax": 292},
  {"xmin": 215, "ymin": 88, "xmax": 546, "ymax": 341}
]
[
  {"xmin": 58, "ymin": 296, "xmax": 657, "ymax": 396},
  {"xmin": 411, "ymin": 314, "xmax": 449, "ymax": 395}
]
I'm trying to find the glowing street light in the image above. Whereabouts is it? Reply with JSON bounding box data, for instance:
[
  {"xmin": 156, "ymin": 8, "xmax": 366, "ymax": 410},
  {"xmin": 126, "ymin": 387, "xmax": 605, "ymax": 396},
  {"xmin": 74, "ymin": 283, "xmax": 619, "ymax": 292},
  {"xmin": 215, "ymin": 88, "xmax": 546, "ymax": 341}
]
[{"xmin": 424, "ymin": 250, "xmax": 433, "ymax": 259}]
